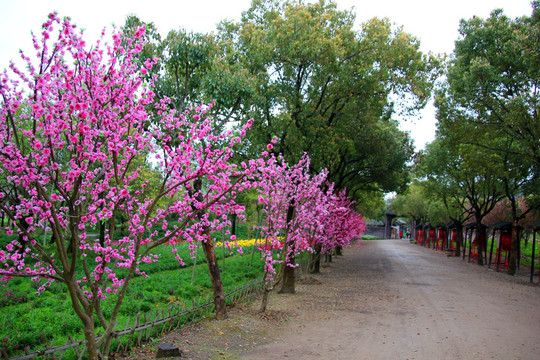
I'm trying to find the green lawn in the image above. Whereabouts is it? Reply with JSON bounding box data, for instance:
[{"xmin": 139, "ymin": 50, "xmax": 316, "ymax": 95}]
[{"xmin": 0, "ymin": 229, "xmax": 265, "ymax": 357}]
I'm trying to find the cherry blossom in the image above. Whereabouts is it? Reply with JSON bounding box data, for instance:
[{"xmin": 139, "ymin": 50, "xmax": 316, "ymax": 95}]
[{"xmin": 0, "ymin": 13, "xmax": 256, "ymax": 358}]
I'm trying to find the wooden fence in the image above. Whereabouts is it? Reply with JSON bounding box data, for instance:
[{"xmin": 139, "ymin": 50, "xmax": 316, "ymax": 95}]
[{"xmin": 2, "ymin": 279, "xmax": 263, "ymax": 360}]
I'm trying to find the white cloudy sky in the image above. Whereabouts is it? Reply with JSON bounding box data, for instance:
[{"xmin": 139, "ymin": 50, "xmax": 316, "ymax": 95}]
[{"xmin": 0, "ymin": 0, "xmax": 534, "ymax": 150}]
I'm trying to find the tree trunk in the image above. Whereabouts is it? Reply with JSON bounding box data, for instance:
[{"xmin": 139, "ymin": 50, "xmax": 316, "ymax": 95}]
[
  {"xmin": 507, "ymin": 221, "xmax": 520, "ymax": 275},
  {"xmin": 72, "ymin": 302, "xmax": 99, "ymax": 360},
  {"xmin": 309, "ymin": 245, "xmax": 321, "ymax": 274},
  {"xmin": 99, "ymin": 219, "xmax": 106, "ymax": 247},
  {"xmin": 279, "ymin": 204, "xmax": 296, "ymax": 294},
  {"xmin": 279, "ymin": 240, "xmax": 296, "ymax": 294},
  {"xmin": 17, "ymin": 221, "xmax": 29, "ymax": 254},
  {"xmin": 476, "ymin": 223, "xmax": 486, "ymax": 266},
  {"xmin": 454, "ymin": 224, "xmax": 463, "ymax": 257},
  {"xmin": 84, "ymin": 325, "xmax": 99, "ymax": 360},
  {"xmin": 202, "ymin": 235, "xmax": 227, "ymax": 319},
  {"xmin": 335, "ymin": 245, "xmax": 343, "ymax": 256},
  {"xmin": 279, "ymin": 261, "xmax": 296, "ymax": 294},
  {"xmin": 260, "ymin": 286, "xmax": 270, "ymax": 313},
  {"xmin": 193, "ymin": 179, "xmax": 227, "ymax": 319}
]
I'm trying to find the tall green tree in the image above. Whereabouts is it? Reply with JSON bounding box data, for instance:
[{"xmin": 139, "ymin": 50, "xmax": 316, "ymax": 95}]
[
  {"xmin": 443, "ymin": 3, "xmax": 539, "ymax": 165},
  {"xmin": 436, "ymin": 2, "xmax": 540, "ymax": 269},
  {"xmin": 124, "ymin": 15, "xmax": 257, "ymax": 129},
  {"xmin": 224, "ymin": 0, "xmax": 439, "ymax": 198}
]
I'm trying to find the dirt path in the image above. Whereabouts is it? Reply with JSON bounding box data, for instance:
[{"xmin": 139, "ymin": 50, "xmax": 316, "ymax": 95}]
[
  {"xmin": 241, "ymin": 240, "xmax": 540, "ymax": 360},
  {"xmin": 132, "ymin": 240, "xmax": 540, "ymax": 359}
]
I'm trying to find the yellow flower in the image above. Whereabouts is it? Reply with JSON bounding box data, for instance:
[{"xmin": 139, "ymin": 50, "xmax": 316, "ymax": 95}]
[{"xmin": 214, "ymin": 238, "xmax": 269, "ymax": 248}]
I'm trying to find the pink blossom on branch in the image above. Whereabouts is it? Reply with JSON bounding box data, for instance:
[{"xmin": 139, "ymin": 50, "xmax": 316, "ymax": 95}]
[
  {"xmin": 0, "ymin": 12, "xmax": 258, "ymax": 358},
  {"xmin": 254, "ymin": 150, "xmax": 366, "ymax": 311}
]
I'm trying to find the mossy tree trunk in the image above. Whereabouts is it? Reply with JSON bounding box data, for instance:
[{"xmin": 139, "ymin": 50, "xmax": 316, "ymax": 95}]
[{"xmin": 279, "ymin": 204, "xmax": 296, "ymax": 294}]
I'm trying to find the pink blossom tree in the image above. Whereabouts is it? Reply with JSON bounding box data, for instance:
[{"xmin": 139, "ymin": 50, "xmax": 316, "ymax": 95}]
[
  {"xmin": 298, "ymin": 184, "xmax": 367, "ymax": 274},
  {"xmin": 323, "ymin": 189, "xmax": 366, "ymax": 251},
  {"xmin": 255, "ymin": 152, "xmax": 324, "ymax": 310},
  {"xmin": 277, "ymin": 158, "xmax": 329, "ymax": 294},
  {"xmin": 0, "ymin": 14, "xmax": 254, "ymax": 358},
  {"xmin": 255, "ymin": 151, "xmax": 366, "ymax": 312}
]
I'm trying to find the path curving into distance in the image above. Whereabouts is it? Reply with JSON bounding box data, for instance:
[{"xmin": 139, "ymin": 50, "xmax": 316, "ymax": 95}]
[{"xmin": 241, "ymin": 239, "xmax": 540, "ymax": 360}]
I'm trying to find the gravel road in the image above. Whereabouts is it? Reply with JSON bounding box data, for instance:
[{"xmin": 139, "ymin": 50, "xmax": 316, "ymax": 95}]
[
  {"xmin": 132, "ymin": 239, "xmax": 540, "ymax": 360},
  {"xmin": 240, "ymin": 239, "xmax": 540, "ymax": 360}
]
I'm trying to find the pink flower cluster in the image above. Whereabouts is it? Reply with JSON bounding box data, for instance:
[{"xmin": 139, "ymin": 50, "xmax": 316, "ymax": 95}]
[
  {"xmin": 254, "ymin": 152, "xmax": 366, "ymax": 285},
  {"xmin": 0, "ymin": 13, "xmax": 256, "ymax": 304},
  {"xmin": 0, "ymin": 13, "xmax": 366, "ymax": 330}
]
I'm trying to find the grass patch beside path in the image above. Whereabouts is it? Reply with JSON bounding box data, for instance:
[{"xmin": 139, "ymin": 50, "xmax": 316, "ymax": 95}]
[
  {"xmin": 0, "ymin": 242, "xmax": 265, "ymax": 358},
  {"xmin": 361, "ymin": 235, "xmax": 382, "ymax": 240}
]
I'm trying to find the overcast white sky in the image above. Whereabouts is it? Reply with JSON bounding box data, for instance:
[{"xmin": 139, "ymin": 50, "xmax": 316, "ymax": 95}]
[{"xmin": 0, "ymin": 0, "xmax": 534, "ymax": 150}]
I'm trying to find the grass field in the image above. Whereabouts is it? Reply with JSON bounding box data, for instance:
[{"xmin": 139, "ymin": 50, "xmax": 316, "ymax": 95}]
[{"xmin": 0, "ymin": 227, "xmax": 266, "ymax": 357}]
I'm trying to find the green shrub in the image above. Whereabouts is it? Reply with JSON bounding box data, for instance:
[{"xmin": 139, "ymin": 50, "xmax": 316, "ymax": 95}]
[{"xmin": 361, "ymin": 235, "xmax": 381, "ymax": 240}]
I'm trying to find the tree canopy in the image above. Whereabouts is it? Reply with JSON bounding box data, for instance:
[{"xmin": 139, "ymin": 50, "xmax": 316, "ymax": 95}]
[
  {"xmin": 219, "ymin": 0, "xmax": 439, "ymax": 198},
  {"xmin": 409, "ymin": 2, "xmax": 540, "ymax": 266},
  {"xmin": 438, "ymin": 2, "xmax": 539, "ymax": 167}
]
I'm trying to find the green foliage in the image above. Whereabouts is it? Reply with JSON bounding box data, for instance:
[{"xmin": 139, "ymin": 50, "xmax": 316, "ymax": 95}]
[
  {"xmin": 0, "ymin": 293, "xmax": 80, "ymax": 353},
  {"xmin": 123, "ymin": 0, "xmax": 443, "ymax": 211},
  {"xmin": 436, "ymin": 3, "xmax": 539, "ymax": 209},
  {"xmin": 353, "ymin": 191, "xmax": 386, "ymax": 221},
  {"xmin": 430, "ymin": 1, "xmax": 540, "ymax": 268},
  {"xmin": 444, "ymin": 4, "xmax": 540, "ymax": 167},
  {"xmin": 223, "ymin": 0, "xmax": 440, "ymax": 198},
  {"xmin": 414, "ymin": 140, "xmax": 472, "ymax": 225},
  {"xmin": 361, "ymin": 235, "xmax": 381, "ymax": 240},
  {"xmin": 159, "ymin": 29, "xmax": 217, "ymax": 111},
  {"xmin": 391, "ymin": 181, "xmax": 430, "ymax": 223},
  {"xmin": 426, "ymin": 5, "xmax": 540, "ymax": 268},
  {"xmin": 417, "ymin": 136, "xmax": 506, "ymax": 228},
  {"xmin": 124, "ymin": 15, "xmax": 256, "ymax": 127},
  {"xmin": 0, "ymin": 241, "xmax": 265, "ymax": 357},
  {"xmin": 426, "ymin": 199, "xmax": 450, "ymax": 227}
]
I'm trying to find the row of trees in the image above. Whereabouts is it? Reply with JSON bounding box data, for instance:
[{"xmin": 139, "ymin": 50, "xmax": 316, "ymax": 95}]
[
  {"xmin": 123, "ymin": 0, "xmax": 440, "ymax": 216},
  {"xmin": 0, "ymin": 3, "xmax": 369, "ymax": 358},
  {"xmin": 392, "ymin": 2, "xmax": 540, "ymax": 275},
  {"xmin": 255, "ymin": 152, "xmax": 365, "ymax": 311}
]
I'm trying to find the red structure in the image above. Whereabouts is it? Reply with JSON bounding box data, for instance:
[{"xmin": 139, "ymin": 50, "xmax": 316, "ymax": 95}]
[
  {"xmin": 446, "ymin": 223, "xmax": 460, "ymax": 251},
  {"xmin": 428, "ymin": 227, "xmax": 436, "ymax": 248},
  {"xmin": 415, "ymin": 224, "xmax": 424, "ymax": 245},
  {"xmin": 528, "ymin": 221, "xmax": 540, "ymax": 283},
  {"xmin": 488, "ymin": 222, "xmax": 514, "ymax": 271},
  {"xmin": 464, "ymin": 223, "xmax": 487, "ymax": 264},
  {"xmin": 449, "ymin": 229, "xmax": 457, "ymax": 250},
  {"xmin": 435, "ymin": 227, "xmax": 447, "ymax": 251}
]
